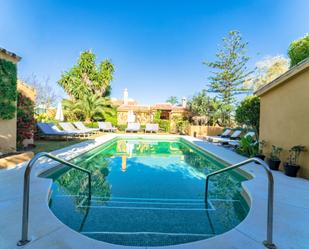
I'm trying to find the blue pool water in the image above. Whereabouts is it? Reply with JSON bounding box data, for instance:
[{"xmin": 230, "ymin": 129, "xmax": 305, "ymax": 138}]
[{"xmin": 44, "ymin": 137, "xmax": 249, "ymax": 247}]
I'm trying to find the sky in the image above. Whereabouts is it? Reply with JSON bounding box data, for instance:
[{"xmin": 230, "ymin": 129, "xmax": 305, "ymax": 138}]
[{"xmin": 1, "ymin": 0, "xmax": 309, "ymax": 105}]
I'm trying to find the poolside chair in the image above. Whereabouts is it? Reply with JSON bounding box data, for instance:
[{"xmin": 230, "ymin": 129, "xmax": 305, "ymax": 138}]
[
  {"xmin": 37, "ymin": 122, "xmax": 75, "ymax": 140},
  {"xmin": 145, "ymin": 123, "xmax": 159, "ymax": 133},
  {"xmin": 125, "ymin": 123, "xmax": 141, "ymax": 133},
  {"xmin": 227, "ymin": 131, "xmax": 256, "ymax": 147},
  {"xmin": 221, "ymin": 129, "xmax": 233, "ymax": 137},
  {"xmin": 73, "ymin": 121, "xmax": 99, "ymax": 133},
  {"xmin": 206, "ymin": 129, "xmax": 242, "ymax": 143},
  {"xmin": 98, "ymin": 122, "xmax": 117, "ymax": 132},
  {"xmin": 59, "ymin": 122, "xmax": 90, "ymax": 137}
]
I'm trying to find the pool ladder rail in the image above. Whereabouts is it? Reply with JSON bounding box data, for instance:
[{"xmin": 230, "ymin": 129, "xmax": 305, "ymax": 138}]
[
  {"xmin": 205, "ymin": 157, "xmax": 276, "ymax": 249},
  {"xmin": 17, "ymin": 152, "xmax": 92, "ymax": 246},
  {"xmin": 17, "ymin": 153, "xmax": 276, "ymax": 249}
]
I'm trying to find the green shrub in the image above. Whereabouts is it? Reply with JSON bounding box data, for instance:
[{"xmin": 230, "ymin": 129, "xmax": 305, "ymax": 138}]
[
  {"xmin": 236, "ymin": 136, "xmax": 258, "ymax": 157},
  {"xmin": 17, "ymin": 92, "xmax": 35, "ymax": 148},
  {"xmin": 104, "ymin": 112, "xmax": 117, "ymax": 126},
  {"xmin": 153, "ymin": 110, "xmax": 171, "ymax": 132},
  {"xmin": 288, "ymin": 34, "xmax": 309, "ymax": 67},
  {"xmin": 116, "ymin": 124, "xmax": 127, "ymax": 131},
  {"xmin": 173, "ymin": 117, "xmax": 189, "ymax": 135},
  {"xmin": 158, "ymin": 120, "xmax": 170, "ymax": 132},
  {"xmin": 235, "ymin": 96, "xmax": 260, "ymax": 135},
  {"xmin": 0, "ymin": 59, "xmax": 17, "ymax": 120}
]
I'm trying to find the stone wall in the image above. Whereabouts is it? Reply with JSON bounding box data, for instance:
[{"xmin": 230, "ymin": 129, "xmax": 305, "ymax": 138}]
[{"xmin": 187, "ymin": 125, "xmax": 224, "ymax": 138}]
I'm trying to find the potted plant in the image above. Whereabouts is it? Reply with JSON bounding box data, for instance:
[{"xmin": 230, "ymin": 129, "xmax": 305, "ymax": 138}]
[
  {"xmin": 266, "ymin": 145, "xmax": 283, "ymax": 170},
  {"xmin": 283, "ymin": 145, "xmax": 306, "ymax": 177},
  {"xmin": 255, "ymin": 140, "xmax": 266, "ymax": 160}
]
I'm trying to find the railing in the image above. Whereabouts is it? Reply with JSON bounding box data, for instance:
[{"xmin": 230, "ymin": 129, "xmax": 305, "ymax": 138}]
[
  {"xmin": 17, "ymin": 152, "xmax": 92, "ymax": 246},
  {"xmin": 205, "ymin": 157, "xmax": 276, "ymax": 249}
]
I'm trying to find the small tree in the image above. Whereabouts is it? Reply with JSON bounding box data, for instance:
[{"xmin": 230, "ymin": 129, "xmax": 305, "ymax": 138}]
[
  {"xmin": 166, "ymin": 96, "xmax": 178, "ymax": 105},
  {"xmin": 235, "ymin": 95, "xmax": 260, "ymax": 134},
  {"xmin": 288, "ymin": 34, "xmax": 309, "ymax": 67},
  {"xmin": 205, "ymin": 30, "xmax": 253, "ymax": 125},
  {"xmin": 58, "ymin": 50, "xmax": 114, "ymax": 100},
  {"xmin": 24, "ymin": 74, "xmax": 59, "ymax": 109},
  {"xmin": 188, "ymin": 90, "xmax": 225, "ymax": 126},
  {"xmin": 249, "ymin": 55, "xmax": 289, "ymax": 90}
]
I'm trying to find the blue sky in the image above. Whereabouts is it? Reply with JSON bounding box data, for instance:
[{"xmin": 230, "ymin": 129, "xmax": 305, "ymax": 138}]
[{"xmin": 1, "ymin": 0, "xmax": 308, "ymax": 105}]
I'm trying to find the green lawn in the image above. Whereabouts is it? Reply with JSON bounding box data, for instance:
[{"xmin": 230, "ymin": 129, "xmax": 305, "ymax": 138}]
[{"xmin": 32, "ymin": 139, "xmax": 83, "ymax": 154}]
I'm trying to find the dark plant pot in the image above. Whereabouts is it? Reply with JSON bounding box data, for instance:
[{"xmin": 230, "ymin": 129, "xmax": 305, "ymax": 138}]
[
  {"xmin": 283, "ymin": 163, "xmax": 300, "ymax": 177},
  {"xmin": 255, "ymin": 154, "xmax": 265, "ymax": 160},
  {"xmin": 266, "ymin": 158, "xmax": 281, "ymax": 170}
]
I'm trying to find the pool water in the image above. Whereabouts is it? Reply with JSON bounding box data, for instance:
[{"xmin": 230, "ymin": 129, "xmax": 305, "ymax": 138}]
[{"xmin": 45, "ymin": 138, "xmax": 249, "ymax": 247}]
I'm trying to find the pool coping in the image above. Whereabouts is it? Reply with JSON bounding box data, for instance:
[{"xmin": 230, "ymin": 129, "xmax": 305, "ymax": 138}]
[{"xmin": 1, "ymin": 134, "xmax": 309, "ymax": 249}]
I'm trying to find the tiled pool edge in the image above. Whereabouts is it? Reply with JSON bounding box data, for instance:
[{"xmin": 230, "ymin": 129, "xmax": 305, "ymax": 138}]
[{"xmin": 1, "ymin": 134, "xmax": 309, "ymax": 249}]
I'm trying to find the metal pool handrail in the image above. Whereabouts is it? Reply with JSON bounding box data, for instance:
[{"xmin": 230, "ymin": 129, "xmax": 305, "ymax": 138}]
[
  {"xmin": 205, "ymin": 157, "xmax": 276, "ymax": 249},
  {"xmin": 17, "ymin": 152, "xmax": 92, "ymax": 246}
]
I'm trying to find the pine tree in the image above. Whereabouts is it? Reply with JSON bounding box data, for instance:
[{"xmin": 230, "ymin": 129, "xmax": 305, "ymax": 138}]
[{"xmin": 204, "ymin": 30, "xmax": 253, "ymax": 125}]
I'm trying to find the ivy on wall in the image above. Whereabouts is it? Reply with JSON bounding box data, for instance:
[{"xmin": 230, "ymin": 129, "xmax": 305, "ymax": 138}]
[{"xmin": 0, "ymin": 58, "xmax": 17, "ymax": 119}]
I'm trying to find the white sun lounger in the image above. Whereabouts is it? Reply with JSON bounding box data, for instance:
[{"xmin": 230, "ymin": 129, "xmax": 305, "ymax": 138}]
[
  {"xmin": 37, "ymin": 123, "xmax": 77, "ymax": 139},
  {"xmin": 227, "ymin": 131, "xmax": 256, "ymax": 147},
  {"xmin": 207, "ymin": 129, "xmax": 242, "ymax": 143},
  {"xmin": 98, "ymin": 122, "xmax": 117, "ymax": 132},
  {"xmin": 59, "ymin": 122, "xmax": 90, "ymax": 136},
  {"xmin": 145, "ymin": 123, "xmax": 159, "ymax": 133},
  {"xmin": 125, "ymin": 123, "xmax": 141, "ymax": 133},
  {"xmin": 74, "ymin": 121, "xmax": 99, "ymax": 133}
]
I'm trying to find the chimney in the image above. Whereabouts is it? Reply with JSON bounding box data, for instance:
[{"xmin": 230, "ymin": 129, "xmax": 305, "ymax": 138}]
[
  {"xmin": 123, "ymin": 88, "xmax": 129, "ymax": 105},
  {"xmin": 182, "ymin": 97, "xmax": 187, "ymax": 108}
]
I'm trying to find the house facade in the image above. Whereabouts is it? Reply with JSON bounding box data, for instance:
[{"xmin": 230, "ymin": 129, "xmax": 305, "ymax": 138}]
[
  {"xmin": 255, "ymin": 58, "xmax": 309, "ymax": 179},
  {"xmin": 112, "ymin": 89, "xmax": 188, "ymax": 126},
  {"xmin": 0, "ymin": 48, "xmax": 21, "ymax": 152}
]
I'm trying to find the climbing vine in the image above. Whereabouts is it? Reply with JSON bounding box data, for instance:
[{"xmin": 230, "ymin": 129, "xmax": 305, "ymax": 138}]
[{"xmin": 0, "ymin": 59, "xmax": 17, "ymax": 119}]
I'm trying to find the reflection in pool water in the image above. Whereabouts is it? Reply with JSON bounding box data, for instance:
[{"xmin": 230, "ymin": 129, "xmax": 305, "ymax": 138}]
[{"xmin": 45, "ymin": 138, "xmax": 249, "ymax": 247}]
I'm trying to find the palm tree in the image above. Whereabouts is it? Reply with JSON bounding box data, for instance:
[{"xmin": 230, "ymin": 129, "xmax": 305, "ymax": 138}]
[{"xmin": 63, "ymin": 94, "xmax": 114, "ymax": 122}]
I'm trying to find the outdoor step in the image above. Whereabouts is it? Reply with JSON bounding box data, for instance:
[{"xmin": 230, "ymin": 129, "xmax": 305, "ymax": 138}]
[
  {"xmin": 51, "ymin": 194, "xmax": 246, "ymax": 240},
  {"xmin": 55, "ymin": 194, "xmax": 242, "ymax": 210},
  {"xmin": 80, "ymin": 231, "xmax": 214, "ymax": 247}
]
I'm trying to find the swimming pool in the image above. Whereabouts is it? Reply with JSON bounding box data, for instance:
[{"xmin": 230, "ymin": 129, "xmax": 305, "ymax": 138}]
[{"xmin": 44, "ymin": 137, "xmax": 249, "ymax": 247}]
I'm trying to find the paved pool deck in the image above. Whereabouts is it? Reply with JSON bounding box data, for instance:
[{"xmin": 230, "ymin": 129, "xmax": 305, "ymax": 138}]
[{"xmin": 1, "ymin": 134, "xmax": 309, "ymax": 249}]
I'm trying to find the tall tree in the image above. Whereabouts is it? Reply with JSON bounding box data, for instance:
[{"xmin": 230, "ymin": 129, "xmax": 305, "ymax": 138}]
[
  {"xmin": 58, "ymin": 50, "xmax": 114, "ymax": 100},
  {"xmin": 204, "ymin": 30, "xmax": 253, "ymax": 125},
  {"xmin": 288, "ymin": 34, "xmax": 309, "ymax": 67},
  {"xmin": 248, "ymin": 55, "xmax": 289, "ymax": 90},
  {"xmin": 166, "ymin": 96, "xmax": 178, "ymax": 105}
]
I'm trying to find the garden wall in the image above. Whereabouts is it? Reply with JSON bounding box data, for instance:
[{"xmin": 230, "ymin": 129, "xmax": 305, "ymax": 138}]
[
  {"xmin": 258, "ymin": 62, "xmax": 309, "ymax": 179},
  {"xmin": 0, "ymin": 50, "xmax": 20, "ymax": 152},
  {"xmin": 187, "ymin": 125, "xmax": 223, "ymax": 138}
]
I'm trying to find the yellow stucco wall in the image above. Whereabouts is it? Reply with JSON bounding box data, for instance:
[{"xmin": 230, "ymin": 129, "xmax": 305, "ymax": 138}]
[
  {"xmin": 0, "ymin": 51, "xmax": 19, "ymax": 152},
  {"xmin": 259, "ymin": 66, "xmax": 309, "ymax": 178}
]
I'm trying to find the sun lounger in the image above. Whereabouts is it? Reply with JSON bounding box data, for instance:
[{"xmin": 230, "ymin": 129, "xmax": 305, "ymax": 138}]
[
  {"xmin": 37, "ymin": 122, "xmax": 75, "ymax": 139},
  {"xmin": 125, "ymin": 123, "xmax": 141, "ymax": 133},
  {"xmin": 220, "ymin": 129, "xmax": 232, "ymax": 138},
  {"xmin": 59, "ymin": 122, "xmax": 89, "ymax": 136},
  {"xmin": 98, "ymin": 122, "xmax": 117, "ymax": 132},
  {"xmin": 227, "ymin": 131, "xmax": 256, "ymax": 147},
  {"xmin": 145, "ymin": 123, "xmax": 159, "ymax": 133},
  {"xmin": 74, "ymin": 121, "xmax": 99, "ymax": 133},
  {"xmin": 206, "ymin": 129, "xmax": 242, "ymax": 143}
]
